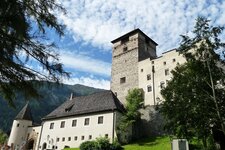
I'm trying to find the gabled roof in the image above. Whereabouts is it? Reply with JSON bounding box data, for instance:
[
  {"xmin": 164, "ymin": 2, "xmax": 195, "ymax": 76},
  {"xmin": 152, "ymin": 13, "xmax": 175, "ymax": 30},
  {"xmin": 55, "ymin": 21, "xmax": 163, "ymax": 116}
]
[
  {"xmin": 43, "ymin": 90, "xmax": 125, "ymax": 120},
  {"xmin": 111, "ymin": 28, "xmax": 158, "ymax": 46},
  {"xmin": 15, "ymin": 103, "xmax": 33, "ymax": 121}
]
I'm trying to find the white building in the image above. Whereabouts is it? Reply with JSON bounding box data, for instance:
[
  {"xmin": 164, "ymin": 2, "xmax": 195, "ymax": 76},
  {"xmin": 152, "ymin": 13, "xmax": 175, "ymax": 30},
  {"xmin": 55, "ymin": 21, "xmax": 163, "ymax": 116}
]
[
  {"xmin": 8, "ymin": 91, "xmax": 125, "ymax": 150},
  {"xmin": 8, "ymin": 29, "xmax": 187, "ymax": 149}
]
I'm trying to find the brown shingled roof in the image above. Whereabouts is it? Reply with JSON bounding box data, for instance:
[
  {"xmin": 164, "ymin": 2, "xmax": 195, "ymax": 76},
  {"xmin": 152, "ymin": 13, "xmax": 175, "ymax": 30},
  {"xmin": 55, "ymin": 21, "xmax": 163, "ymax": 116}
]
[{"xmin": 43, "ymin": 90, "xmax": 125, "ymax": 120}]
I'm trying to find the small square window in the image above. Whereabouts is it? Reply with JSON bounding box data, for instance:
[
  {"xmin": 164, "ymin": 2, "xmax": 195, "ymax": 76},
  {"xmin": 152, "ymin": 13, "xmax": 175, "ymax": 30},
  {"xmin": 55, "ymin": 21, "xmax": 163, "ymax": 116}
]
[
  {"xmin": 60, "ymin": 121, "xmax": 65, "ymax": 128},
  {"xmin": 68, "ymin": 137, "xmax": 71, "ymax": 141},
  {"xmin": 173, "ymin": 58, "xmax": 176, "ymax": 62},
  {"xmin": 72, "ymin": 120, "xmax": 77, "ymax": 127},
  {"xmin": 105, "ymin": 134, "xmax": 108, "ymax": 138},
  {"xmin": 17, "ymin": 123, "xmax": 20, "ymax": 127},
  {"xmin": 62, "ymin": 137, "xmax": 65, "ymax": 142},
  {"xmin": 89, "ymin": 135, "xmax": 92, "ymax": 140},
  {"xmin": 74, "ymin": 136, "xmax": 78, "ymax": 141},
  {"xmin": 141, "ymin": 69, "xmax": 143, "ymax": 72},
  {"xmin": 81, "ymin": 136, "xmax": 85, "ymax": 140},
  {"xmin": 120, "ymin": 77, "xmax": 126, "ymax": 84},
  {"xmin": 56, "ymin": 138, "xmax": 59, "ymax": 142},
  {"xmin": 147, "ymin": 74, "xmax": 151, "ymax": 80},
  {"xmin": 98, "ymin": 116, "xmax": 104, "ymax": 124},
  {"xmin": 84, "ymin": 118, "xmax": 90, "ymax": 126},
  {"xmin": 50, "ymin": 123, "xmax": 54, "ymax": 129},
  {"xmin": 147, "ymin": 85, "xmax": 152, "ymax": 92},
  {"xmin": 163, "ymin": 61, "xmax": 166, "ymax": 65},
  {"xmin": 152, "ymin": 61, "xmax": 154, "ymax": 64},
  {"xmin": 165, "ymin": 69, "xmax": 169, "ymax": 76}
]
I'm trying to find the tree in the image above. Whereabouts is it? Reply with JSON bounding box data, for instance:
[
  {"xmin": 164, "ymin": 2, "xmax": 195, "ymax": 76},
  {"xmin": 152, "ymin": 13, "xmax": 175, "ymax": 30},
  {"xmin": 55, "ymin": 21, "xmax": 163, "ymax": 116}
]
[
  {"xmin": 160, "ymin": 17, "xmax": 225, "ymax": 149},
  {"xmin": 0, "ymin": 0, "xmax": 69, "ymax": 107},
  {"xmin": 0, "ymin": 129, "xmax": 8, "ymax": 145},
  {"xmin": 117, "ymin": 88, "xmax": 144, "ymax": 143}
]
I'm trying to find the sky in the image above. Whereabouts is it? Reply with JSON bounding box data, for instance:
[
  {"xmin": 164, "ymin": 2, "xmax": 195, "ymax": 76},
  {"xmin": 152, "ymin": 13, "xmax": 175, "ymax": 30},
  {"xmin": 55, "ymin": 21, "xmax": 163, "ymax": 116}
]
[{"xmin": 44, "ymin": 0, "xmax": 225, "ymax": 89}]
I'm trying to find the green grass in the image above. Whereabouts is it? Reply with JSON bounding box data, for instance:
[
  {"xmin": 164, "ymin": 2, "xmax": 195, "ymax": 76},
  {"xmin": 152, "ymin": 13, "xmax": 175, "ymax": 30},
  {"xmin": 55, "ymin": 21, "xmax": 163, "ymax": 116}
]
[
  {"xmin": 64, "ymin": 136, "xmax": 171, "ymax": 150},
  {"xmin": 123, "ymin": 136, "xmax": 171, "ymax": 150}
]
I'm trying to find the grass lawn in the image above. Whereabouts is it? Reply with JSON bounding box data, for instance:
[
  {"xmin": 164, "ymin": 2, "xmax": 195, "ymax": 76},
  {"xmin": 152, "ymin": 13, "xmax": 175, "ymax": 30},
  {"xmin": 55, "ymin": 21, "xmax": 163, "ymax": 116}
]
[
  {"xmin": 123, "ymin": 136, "xmax": 171, "ymax": 150},
  {"xmin": 64, "ymin": 136, "xmax": 171, "ymax": 150}
]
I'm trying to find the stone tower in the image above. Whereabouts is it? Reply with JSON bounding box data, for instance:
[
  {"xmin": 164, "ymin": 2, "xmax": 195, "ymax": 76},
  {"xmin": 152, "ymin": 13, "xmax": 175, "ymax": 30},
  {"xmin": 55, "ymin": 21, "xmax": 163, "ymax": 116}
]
[
  {"xmin": 8, "ymin": 103, "xmax": 33, "ymax": 149},
  {"xmin": 110, "ymin": 29, "xmax": 158, "ymax": 104}
]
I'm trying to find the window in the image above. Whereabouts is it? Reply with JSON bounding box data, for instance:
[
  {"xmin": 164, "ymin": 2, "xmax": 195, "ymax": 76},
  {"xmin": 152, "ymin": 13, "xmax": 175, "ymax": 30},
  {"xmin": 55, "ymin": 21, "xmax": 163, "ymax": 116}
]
[
  {"xmin": 105, "ymin": 134, "xmax": 108, "ymax": 138},
  {"xmin": 123, "ymin": 46, "xmax": 128, "ymax": 52},
  {"xmin": 17, "ymin": 123, "xmax": 20, "ymax": 127},
  {"xmin": 72, "ymin": 120, "xmax": 77, "ymax": 127},
  {"xmin": 141, "ymin": 69, "xmax": 143, "ymax": 72},
  {"xmin": 147, "ymin": 85, "xmax": 152, "ymax": 92},
  {"xmin": 74, "ymin": 136, "xmax": 78, "ymax": 141},
  {"xmin": 50, "ymin": 123, "xmax": 54, "ymax": 129},
  {"xmin": 147, "ymin": 74, "xmax": 151, "ymax": 80},
  {"xmin": 68, "ymin": 137, "xmax": 71, "ymax": 141},
  {"xmin": 152, "ymin": 61, "xmax": 154, "ymax": 64},
  {"xmin": 56, "ymin": 138, "xmax": 59, "ymax": 142},
  {"xmin": 163, "ymin": 61, "xmax": 166, "ymax": 65},
  {"xmin": 60, "ymin": 121, "xmax": 65, "ymax": 128},
  {"xmin": 89, "ymin": 135, "xmax": 92, "ymax": 140},
  {"xmin": 160, "ymin": 81, "xmax": 165, "ymax": 89},
  {"xmin": 98, "ymin": 116, "xmax": 104, "ymax": 124},
  {"xmin": 173, "ymin": 58, "xmax": 176, "ymax": 62},
  {"xmin": 62, "ymin": 137, "xmax": 65, "ymax": 142},
  {"xmin": 165, "ymin": 69, "xmax": 169, "ymax": 76},
  {"xmin": 120, "ymin": 77, "xmax": 126, "ymax": 84},
  {"xmin": 81, "ymin": 136, "xmax": 84, "ymax": 140},
  {"xmin": 84, "ymin": 118, "xmax": 90, "ymax": 126}
]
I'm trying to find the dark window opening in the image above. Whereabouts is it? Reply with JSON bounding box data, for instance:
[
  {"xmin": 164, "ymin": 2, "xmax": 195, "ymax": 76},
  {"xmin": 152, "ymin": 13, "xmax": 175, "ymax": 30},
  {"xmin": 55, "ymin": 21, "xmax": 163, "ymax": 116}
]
[
  {"xmin": 50, "ymin": 123, "xmax": 54, "ymax": 129},
  {"xmin": 98, "ymin": 116, "xmax": 104, "ymax": 124},
  {"xmin": 123, "ymin": 47, "xmax": 128, "ymax": 52},
  {"xmin": 120, "ymin": 77, "xmax": 126, "ymax": 84},
  {"xmin": 147, "ymin": 74, "xmax": 151, "ymax": 80},
  {"xmin": 165, "ymin": 69, "xmax": 169, "ymax": 76},
  {"xmin": 147, "ymin": 85, "xmax": 152, "ymax": 92},
  {"xmin": 84, "ymin": 118, "xmax": 90, "ymax": 126},
  {"xmin": 81, "ymin": 136, "xmax": 84, "ymax": 140},
  {"xmin": 60, "ymin": 121, "xmax": 65, "ymax": 128},
  {"xmin": 72, "ymin": 120, "xmax": 77, "ymax": 127}
]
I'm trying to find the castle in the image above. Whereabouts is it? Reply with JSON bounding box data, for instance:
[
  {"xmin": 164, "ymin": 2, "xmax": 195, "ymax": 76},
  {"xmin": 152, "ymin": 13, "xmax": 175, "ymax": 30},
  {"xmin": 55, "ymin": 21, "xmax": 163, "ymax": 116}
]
[{"xmin": 7, "ymin": 29, "xmax": 186, "ymax": 150}]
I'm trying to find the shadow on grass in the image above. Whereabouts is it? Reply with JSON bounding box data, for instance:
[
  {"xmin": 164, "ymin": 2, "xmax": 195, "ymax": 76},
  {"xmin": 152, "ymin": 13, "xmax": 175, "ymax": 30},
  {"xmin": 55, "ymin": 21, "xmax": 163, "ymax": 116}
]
[{"xmin": 127, "ymin": 136, "xmax": 168, "ymax": 147}]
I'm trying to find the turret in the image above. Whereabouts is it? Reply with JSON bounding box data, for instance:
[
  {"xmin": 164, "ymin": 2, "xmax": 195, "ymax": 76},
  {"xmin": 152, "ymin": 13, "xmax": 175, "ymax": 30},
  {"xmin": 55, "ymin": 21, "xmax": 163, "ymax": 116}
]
[{"xmin": 8, "ymin": 103, "xmax": 33, "ymax": 149}]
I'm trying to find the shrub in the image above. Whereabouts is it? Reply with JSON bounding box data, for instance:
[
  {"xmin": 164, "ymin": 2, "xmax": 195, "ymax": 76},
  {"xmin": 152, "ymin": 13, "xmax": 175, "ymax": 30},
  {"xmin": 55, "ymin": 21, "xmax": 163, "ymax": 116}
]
[
  {"xmin": 80, "ymin": 141, "xmax": 97, "ymax": 150},
  {"xmin": 79, "ymin": 137, "xmax": 123, "ymax": 150}
]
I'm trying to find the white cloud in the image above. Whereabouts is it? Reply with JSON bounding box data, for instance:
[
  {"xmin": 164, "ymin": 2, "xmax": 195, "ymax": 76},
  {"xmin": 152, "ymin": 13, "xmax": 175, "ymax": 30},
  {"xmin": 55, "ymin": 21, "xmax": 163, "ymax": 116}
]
[
  {"xmin": 57, "ymin": 0, "xmax": 225, "ymax": 54},
  {"xmin": 63, "ymin": 76, "xmax": 110, "ymax": 89},
  {"xmin": 59, "ymin": 51, "xmax": 111, "ymax": 77}
]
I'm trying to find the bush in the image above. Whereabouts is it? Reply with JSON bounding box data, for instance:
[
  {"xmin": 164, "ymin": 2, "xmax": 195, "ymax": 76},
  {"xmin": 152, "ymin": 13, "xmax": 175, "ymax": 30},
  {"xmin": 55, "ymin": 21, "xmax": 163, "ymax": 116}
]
[
  {"xmin": 79, "ymin": 137, "xmax": 123, "ymax": 150},
  {"xmin": 80, "ymin": 141, "xmax": 97, "ymax": 150}
]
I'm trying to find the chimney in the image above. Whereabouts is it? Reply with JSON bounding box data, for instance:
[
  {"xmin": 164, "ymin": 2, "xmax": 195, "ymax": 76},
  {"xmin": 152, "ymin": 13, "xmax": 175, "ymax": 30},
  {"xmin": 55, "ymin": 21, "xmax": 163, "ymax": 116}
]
[{"xmin": 70, "ymin": 93, "xmax": 74, "ymax": 100}]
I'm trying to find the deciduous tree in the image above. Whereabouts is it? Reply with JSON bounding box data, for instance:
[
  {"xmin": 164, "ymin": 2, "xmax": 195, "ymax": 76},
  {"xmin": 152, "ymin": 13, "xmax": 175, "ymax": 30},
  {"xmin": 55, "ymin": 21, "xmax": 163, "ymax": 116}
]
[{"xmin": 160, "ymin": 17, "xmax": 225, "ymax": 149}]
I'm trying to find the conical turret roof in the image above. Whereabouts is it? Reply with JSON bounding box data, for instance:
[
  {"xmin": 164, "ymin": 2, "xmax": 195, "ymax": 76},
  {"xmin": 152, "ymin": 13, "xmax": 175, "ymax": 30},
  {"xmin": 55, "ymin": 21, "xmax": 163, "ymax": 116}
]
[{"xmin": 15, "ymin": 103, "xmax": 33, "ymax": 121}]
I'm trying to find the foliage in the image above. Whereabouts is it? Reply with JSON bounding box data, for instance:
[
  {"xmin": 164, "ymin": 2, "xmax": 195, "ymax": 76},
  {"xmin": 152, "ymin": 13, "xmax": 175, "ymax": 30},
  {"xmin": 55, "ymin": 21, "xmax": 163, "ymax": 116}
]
[
  {"xmin": 160, "ymin": 17, "xmax": 225, "ymax": 149},
  {"xmin": 117, "ymin": 88, "xmax": 144, "ymax": 132},
  {"xmin": 0, "ymin": 0, "xmax": 69, "ymax": 107},
  {"xmin": 116, "ymin": 88, "xmax": 144, "ymax": 143},
  {"xmin": 79, "ymin": 137, "xmax": 123, "ymax": 150},
  {"xmin": 0, "ymin": 129, "xmax": 8, "ymax": 144},
  {"xmin": 80, "ymin": 141, "xmax": 97, "ymax": 150}
]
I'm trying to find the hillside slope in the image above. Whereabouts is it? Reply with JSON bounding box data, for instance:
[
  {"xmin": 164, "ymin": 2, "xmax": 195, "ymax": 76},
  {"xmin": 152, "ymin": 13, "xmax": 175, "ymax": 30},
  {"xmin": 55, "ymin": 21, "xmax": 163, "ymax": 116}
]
[{"xmin": 0, "ymin": 82, "xmax": 103, "ymax": 134}]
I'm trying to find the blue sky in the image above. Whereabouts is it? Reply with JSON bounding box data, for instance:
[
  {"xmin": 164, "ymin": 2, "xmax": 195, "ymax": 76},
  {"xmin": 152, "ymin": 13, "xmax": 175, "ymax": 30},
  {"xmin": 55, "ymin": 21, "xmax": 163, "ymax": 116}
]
[{"xmin": 42, "ymin": 0, "xmax": 225, "ymax": 89}]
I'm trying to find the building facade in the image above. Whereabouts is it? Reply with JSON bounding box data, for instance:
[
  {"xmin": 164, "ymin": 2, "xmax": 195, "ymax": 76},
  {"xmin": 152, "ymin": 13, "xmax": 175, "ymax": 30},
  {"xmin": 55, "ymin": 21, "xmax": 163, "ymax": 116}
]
[
  {"xmin": 111, "ymin": 29, "xmax": 186, "ymax": 105},
  {"xmin": 8, "ymin": 29, "xmax": 187, "ymax": 149},
  {"xmin": 8, "ymin": 91, "xmax": 124, "ymax": 150}
]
